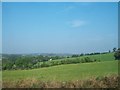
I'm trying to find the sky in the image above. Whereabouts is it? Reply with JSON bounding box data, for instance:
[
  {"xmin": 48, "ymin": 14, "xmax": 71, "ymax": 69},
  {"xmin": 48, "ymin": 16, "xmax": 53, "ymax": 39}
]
[
  {"xmin": 2, "ymin": 0, "xmax": 120, "ymax": 2},
  {"xmin": 2, "ymin": 2, "xmax": 118, "ymax": 54}
]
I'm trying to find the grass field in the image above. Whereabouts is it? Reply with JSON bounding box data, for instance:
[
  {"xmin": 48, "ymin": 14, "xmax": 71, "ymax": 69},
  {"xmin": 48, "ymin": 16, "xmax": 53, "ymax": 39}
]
[
  {"xmin": 2, "ymin": 53, "xmax": 118, "ymax": 88},
  {"xmin": 46, "ymin": 53, "xmax": 115, "ymax": 63},
  {"xmin": 3, "ymin": 60, "xmax": 118, "ymax": 81}
]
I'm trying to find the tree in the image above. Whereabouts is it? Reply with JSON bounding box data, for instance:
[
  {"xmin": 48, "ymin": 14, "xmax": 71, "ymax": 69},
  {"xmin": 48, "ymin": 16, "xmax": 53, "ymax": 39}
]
[
  {"xmin": 113, "ymin": 48, "xmax": 117, "ymax": 52},
  {"xmin": 72, "ymin": 54, "xmax": 79, "ymax": 57},
  {"xmin": 80, "ymin": 53, "xmax": 84, "ymax": 56},
  {"xmin": 114, "ymin": 48, "xmax": 120, "ymax": 60}
]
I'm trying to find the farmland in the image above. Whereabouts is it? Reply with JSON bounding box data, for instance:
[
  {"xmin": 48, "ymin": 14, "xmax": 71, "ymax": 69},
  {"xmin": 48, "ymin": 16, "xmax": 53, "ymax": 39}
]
[
  {"xmin": 2, "ymin": 53, "xmax": 119, "ymax": 88},
  {"xmin": 3, "ymin": 60, "xmax": 118, "ymax": 81}
]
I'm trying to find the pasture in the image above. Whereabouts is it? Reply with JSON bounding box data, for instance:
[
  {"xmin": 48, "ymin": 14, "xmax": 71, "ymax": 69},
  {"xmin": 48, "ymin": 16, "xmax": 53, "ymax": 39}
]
[{"xmin": 2, "ymin": 53, "xmax": 118, "ymax": 88}]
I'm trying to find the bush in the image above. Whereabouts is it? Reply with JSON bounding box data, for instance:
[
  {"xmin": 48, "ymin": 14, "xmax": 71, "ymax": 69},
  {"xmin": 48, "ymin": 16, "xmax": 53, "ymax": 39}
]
[
  {"xmin": 41, "ymin": 62, "xmax": 49, "ymax": 67},
  {"xmin": 84, "ymin": 57, "xmax": 91, "ymax": 62}
]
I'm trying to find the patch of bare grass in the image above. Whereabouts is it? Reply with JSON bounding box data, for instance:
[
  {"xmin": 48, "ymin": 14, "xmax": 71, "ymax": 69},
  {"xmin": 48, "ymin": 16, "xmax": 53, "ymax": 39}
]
[{"xmin": 2, "ymin": 75, "xmax": 119, "ymax": 88}]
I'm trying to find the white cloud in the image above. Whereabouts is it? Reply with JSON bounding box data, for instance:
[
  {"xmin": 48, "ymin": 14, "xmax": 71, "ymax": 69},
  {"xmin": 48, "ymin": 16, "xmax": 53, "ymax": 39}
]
[{"xmin": 68, "ymin": 20, "xmax": 86, "ymax": 28}]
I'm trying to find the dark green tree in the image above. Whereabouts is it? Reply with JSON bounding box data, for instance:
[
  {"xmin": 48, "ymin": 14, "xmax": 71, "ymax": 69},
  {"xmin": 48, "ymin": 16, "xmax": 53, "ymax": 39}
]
[
  {"xmin": 113, "ymin": 48, "xmax": 117, "ymax": 52},
  {"xmin": 114, "ymin": 48, "xmax": 120, "ymax": 60}
]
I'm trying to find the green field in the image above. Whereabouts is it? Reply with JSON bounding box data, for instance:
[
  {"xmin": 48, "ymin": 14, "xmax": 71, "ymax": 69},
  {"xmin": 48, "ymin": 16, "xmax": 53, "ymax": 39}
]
[
  {"xmin": 3, "ymin": 53, "xmax": 118, "ymax": 82},
  {"xmin": 55, "ymin": 53, "xmax": 115, "ymax": 61}
]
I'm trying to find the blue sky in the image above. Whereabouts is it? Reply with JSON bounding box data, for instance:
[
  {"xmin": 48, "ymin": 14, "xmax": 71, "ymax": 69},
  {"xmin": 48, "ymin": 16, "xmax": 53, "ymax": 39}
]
[
  {"xmin": 2, "ymin": 0, "xmax": 120, "ymax": 2},
  {"xmin": 2, "ymin": 2, "xmax": 118, "ymax": 54}
]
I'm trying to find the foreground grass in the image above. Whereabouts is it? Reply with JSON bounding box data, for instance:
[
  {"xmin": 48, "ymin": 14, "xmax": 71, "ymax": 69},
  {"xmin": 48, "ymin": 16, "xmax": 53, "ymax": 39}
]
[
  {"xmin": 3, "ymin": 75, "xmax": 118, "ymax": 88},
  {"xmin": 3, "ymin": 60, "xmax": 118, "ymax": 81}
]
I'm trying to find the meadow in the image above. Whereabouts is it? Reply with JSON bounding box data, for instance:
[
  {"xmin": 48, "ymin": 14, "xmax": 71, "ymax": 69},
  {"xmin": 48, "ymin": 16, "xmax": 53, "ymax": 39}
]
[{"xmin": 2, "ymin": 53, "xmax": 119, "ymax": 88}]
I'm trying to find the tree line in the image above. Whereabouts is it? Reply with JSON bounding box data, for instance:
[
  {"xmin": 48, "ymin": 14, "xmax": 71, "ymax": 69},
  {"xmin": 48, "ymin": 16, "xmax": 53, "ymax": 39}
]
[
  {"xmin": 2, "ymin": 48, "xmax": 120, "ymax": 70},
  {"xmin": 2, "ymin": 55, "xmax": 99, "ymax": 70}
]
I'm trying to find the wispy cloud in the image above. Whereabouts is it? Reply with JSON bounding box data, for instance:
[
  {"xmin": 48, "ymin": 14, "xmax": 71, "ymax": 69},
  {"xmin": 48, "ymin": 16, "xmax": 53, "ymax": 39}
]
[
  {"xmin": 64, "ymin": 6, "xmax": 75, "ymax": 11},
  {"xmin": 56, "ymin": 6, "xmax": 75, "ymax": 14},
  {"xmin": 67, "ymin": 20, "xmax": 86, "ymax": 28}
]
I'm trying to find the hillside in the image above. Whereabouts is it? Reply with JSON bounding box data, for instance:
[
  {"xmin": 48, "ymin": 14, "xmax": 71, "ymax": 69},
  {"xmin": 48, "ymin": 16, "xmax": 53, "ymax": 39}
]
[
  {"xmin": 3, "ymin": 60, "xmax": 118, "ymax": 81},
  {"xmin": 3, "ymin": 53, "xmax": 118, "ymax": 88}
]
